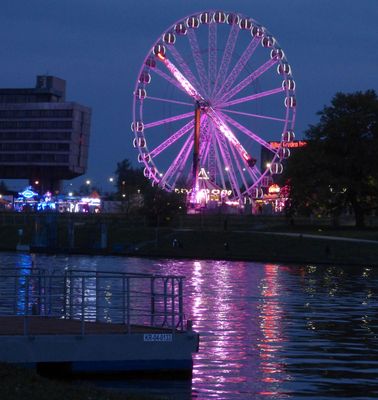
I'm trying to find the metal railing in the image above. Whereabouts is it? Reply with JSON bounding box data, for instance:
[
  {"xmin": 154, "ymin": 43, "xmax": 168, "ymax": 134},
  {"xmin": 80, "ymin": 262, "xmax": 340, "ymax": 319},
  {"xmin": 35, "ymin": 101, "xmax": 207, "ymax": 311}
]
[{"xmin": 0, "ymin": 267, "xmax": 186, "ymax": 335}]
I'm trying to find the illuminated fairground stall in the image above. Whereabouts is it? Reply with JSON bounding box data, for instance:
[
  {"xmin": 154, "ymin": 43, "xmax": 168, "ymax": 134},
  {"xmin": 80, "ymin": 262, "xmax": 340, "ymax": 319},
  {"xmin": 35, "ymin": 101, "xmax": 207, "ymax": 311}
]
[
  {"xmin": 12, "ymin": 186, "xmax": 101, "ymax": 213},
  {"xmin": 13, "ymin": 187, "xmax": 40, "ymax": 212},
  {"xmin": 252, "ymin": 183, "xmax": 290, "ymax": 214},
  {"xmin": 174, "ymin": 168, "xmax": 237, "ymax": 210},
  {"xmin": 132, "ymin": 10, "xmax": 297, "ymax": 214}
]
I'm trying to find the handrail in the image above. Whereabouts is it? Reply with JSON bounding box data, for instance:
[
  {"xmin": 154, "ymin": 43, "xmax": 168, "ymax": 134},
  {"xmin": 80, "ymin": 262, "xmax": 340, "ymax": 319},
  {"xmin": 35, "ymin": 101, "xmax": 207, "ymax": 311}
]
[
  {"xmin": 65, "ymin": 267, "xmax": 186, "ymax": 280},
  {"xmin": 0, "ymin": 269, "xmax": 186, "ymax": 335}
]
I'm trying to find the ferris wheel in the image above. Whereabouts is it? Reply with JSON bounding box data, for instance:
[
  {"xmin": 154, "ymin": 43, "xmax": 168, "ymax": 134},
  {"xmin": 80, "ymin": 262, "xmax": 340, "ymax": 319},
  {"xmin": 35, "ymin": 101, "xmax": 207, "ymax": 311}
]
[{"xmin": 132, "ymin": 10, "xmax": 296, "ymax": 205}]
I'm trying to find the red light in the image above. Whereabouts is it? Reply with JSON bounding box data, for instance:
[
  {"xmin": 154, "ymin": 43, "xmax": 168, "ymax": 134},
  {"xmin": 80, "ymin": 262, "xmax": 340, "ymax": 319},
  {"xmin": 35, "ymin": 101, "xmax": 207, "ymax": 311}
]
[{"xmin": 270, "ymin": 140, "xmax": 307, "ymax": 149}]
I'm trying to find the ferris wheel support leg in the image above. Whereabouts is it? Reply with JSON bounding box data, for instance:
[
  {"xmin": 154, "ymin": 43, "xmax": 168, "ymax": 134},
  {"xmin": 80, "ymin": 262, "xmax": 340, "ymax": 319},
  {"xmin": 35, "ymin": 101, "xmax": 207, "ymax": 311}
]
[{"xmin": 190, "ymin": 103, "xmax": 201, "ymax": 206}]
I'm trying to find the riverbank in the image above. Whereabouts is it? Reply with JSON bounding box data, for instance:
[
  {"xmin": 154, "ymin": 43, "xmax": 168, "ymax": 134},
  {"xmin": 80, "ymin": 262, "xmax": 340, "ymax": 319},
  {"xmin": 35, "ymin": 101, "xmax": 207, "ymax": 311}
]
[
  {"xmin": 129, "ymin": 228, "xmax": 378, "ymax": 266},
  {"xmin": 0, "ymin": 362, "xmax": 156, "ymax": 400},
  {"xmin": 8, "ymin": 227, "xmax": 378, "ymax": 267},
  {"xmin": 1, "ymin": 212, "xmax": 378, "ymax": 265}
]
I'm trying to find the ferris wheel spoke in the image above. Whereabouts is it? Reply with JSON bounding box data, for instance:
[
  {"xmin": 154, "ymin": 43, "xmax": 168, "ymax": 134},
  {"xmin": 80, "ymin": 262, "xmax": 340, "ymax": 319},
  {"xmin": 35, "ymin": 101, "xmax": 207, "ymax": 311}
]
[
  {"xmin": 160, "ymin": 133, "xmax": 193, "ymax": 188},
  {"xmin": 219, "ymin": 58, "xmax": 278, "ymax": 104},
  {"xmin": 219, "ymin": 108, "xmax": 289, "ymax": 123},
  {"xmin": 212, "ymin": 24, "xmax": 240, "ymax": 97},
  {"xmin": 251, "ymin": 165, "xmax": 262, "ymax": 182},
  {"xmin": 168, "ymin": 45, "xmax": 203, "ymax": 97},
  {"xmin": 215, "ymin": 36, "xmax": 260, "ymax": 100},
  {"xmin": 187, "ymin": 29, "xmax": 209, "ymax": 95},
  {"xmin": 215, "ymin": 130, "xmax": 242, "ymax": 199},
  {"xmin": 201, "ymin": 139, "xmax": 211, "ymax": 168},
  {"xmin": 208, "ymin": 22, "xmax": 217, "ymax": 95},
  {"xmin": 207, "ymin": 124, "xmax": 217, "ymax": 182},
  {"xmin": 213, "ymin": 140, "xmax": 226, "ymax": 189},
  {"xmin": 214, "ymin": 133, "xmax": 231, "ymax": 190},
  {"xmin": 198, "ymin": 117, "xmax": 210, "ymax": 158},
  {"xmin": 149, "ymin": 120, "xmax": 194, "ymax": 159},
  {"xmin": 229, "ymin": 142, "xmax": 250, "ymax": 196},
  {"xmin": 218, "ymin": 111, "xmax": 276, "ymax": 153},
  {"xmin": 199, "ymin": 124, "xmax": 212, "ymax": 168},
  {"xmin": 144, "ymin": 111, "xmax": 193, "ymax": 130},
  {"xmin": 171, "ymin": 140, "xmax": 194, "ymax": 189},
  {"xmin": 146, "ymin": 96, "xmax": 193, "ymax": 107},
  {"xmin": 153, "ymin": 68, "xmax": 190, "ymax": 96},
  {"xmin": 245, "ymin": 166, "xmax": 259, "ymax": 185},
  {"xmin": 220, "ymin": 86, "xmax": 285, "ymax": 108}
]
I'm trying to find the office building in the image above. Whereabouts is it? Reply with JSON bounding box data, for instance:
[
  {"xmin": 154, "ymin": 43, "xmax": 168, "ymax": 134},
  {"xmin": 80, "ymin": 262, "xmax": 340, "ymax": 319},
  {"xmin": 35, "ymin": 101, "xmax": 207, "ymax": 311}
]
[{"xmin": 0, "ymin": 75, "xmax": 91, "ymax": 193}]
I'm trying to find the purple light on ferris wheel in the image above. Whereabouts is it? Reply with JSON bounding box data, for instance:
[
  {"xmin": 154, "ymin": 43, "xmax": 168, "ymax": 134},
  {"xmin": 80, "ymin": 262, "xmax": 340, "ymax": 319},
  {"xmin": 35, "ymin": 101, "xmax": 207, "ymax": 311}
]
[
  {"xmin": 158, "ymin": 54, "xmax": 202, "ymax": 102},
  {"xmin": 206, "ymin": 109, "xmax": 257, "ymax": 168},
  {"xmin": 158, "ymin": 54, "xmax": 257, "ymax": 169},
  {"xmin": 132, "ymin": 10, "xmax": 297, "ymax": 203}
]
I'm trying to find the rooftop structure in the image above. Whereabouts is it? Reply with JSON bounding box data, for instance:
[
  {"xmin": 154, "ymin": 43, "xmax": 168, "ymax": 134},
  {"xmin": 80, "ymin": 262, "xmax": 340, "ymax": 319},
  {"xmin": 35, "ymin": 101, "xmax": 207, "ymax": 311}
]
[{"xmin": 0, "ymin": 76, "xmax": 91, "ymax": 193}]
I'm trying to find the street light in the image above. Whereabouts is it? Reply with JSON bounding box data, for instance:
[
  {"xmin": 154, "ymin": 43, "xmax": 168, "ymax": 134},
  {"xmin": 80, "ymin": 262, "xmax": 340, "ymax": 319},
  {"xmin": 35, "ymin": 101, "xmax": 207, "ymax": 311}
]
[{"xmin": 86, "ymin": 180, "xmax": 91, "ymax": 185}]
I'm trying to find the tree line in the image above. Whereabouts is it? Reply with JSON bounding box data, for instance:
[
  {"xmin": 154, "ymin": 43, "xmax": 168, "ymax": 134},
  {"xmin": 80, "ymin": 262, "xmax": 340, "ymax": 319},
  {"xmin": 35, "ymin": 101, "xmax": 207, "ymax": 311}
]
[{"xmin": 282, "ymin": 90, "xmax": 378, "ymax": 227}]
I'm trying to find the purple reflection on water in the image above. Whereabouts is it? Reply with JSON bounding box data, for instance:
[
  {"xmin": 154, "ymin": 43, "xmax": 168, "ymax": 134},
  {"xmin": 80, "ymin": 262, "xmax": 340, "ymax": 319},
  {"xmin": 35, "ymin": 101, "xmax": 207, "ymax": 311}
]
[
  {"xmin": 160, "ymin": 259, "xmax": 290, "ymax": 398},
  {"xmin": 2, "ymin": 253, "xmax": 378, "ymax": 399}
]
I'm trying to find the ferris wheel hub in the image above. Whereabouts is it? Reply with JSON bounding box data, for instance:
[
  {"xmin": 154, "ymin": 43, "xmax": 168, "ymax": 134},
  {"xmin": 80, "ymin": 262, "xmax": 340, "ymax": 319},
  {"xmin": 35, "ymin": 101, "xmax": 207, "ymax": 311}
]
[{"xmin": 196, "ymin": 100, "xmax": 210, "ymax": 112}]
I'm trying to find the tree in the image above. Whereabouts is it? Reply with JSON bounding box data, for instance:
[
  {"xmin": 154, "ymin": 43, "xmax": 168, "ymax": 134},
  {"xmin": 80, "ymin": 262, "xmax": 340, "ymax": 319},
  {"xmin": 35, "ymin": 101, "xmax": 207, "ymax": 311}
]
[
  {"xmin": 114, "ymin": 158, "xmax": 187, "ymax": 218},
  {"xmin": 113, "ymin": 159, "xmax": 147, "ymax": 213},
  {"xmin": 284, "ymin": 90, "xmax": 378, "ymax": 227},
  {"xmin": 115, "ymin": 159, "xmax": 148, "ymax": 194},
  {"xmin": 141, "ymin": 185, "xmax": 187, "ymax": 224},
  {"xmin": 0, "ymin": 181, "xmax": 8, "ymax": 194}
]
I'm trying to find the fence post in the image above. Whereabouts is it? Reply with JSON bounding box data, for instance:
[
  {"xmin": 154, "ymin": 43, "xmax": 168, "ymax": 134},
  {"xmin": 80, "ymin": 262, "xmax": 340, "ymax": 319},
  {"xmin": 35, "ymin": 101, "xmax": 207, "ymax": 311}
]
[
  {"xmin": 171, "ymin": 277, "xmax": 175, "ymax": 333},
  {"xmin": 126, "ymin": 277, "xmax": 130, "ymax": 333},
  {"xmin": 178, "ymin": 278, "xmax": 184, "ymax": 330},
  {"xmin": 162, "ymin": 278, "xmax": 168, "ymax": 327},
  {"xmin": 150, "ymin": 277, "xmax": 155, "ymax": 327},
  {"xmin": 122, "ymin": 276, "xmax": 126, "ymax": 326},
  {"xmin": 81, "ymin": 276, "xmax": 85, "ymax": 335},
  {"xmin": 63, "ymin": 269, "xmax": 67, "ymax": 318},
  {"xmin": 37, "ymin": 270, "xmax": 42, "ymax": 315},
  {"xmin": 14, "ymin": 273, "xmax": 18, "ymax": 315},
  {"xmin": 95, "ymin": 271, "xmax": 99, "ymax": 322},
  {"xmin": 23, "ymin": 276, "xmax": 29, "ymax": 336},
  {"xmin": 69, "ymin": 269, "xmax": 73, "ymax": 319}
]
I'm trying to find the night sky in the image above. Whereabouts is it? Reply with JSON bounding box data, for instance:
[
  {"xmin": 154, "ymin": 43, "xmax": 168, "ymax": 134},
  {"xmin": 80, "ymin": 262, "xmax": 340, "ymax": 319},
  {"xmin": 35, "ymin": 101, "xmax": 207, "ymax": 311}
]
[{"xmin": 0, "ymin": 0, "xmax": 377, "ymax": 192}]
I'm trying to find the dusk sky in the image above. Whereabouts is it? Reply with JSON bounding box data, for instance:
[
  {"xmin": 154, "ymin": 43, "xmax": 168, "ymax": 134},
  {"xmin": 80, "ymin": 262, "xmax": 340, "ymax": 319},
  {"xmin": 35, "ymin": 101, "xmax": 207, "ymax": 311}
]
[{"xmin": 0, "ymin": 0, "xmax": 377, "ymax": 192}]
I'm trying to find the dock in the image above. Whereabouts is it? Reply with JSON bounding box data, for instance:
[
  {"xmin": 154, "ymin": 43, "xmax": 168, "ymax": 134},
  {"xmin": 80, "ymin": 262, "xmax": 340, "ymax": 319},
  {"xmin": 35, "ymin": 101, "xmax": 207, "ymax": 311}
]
[{"xmin": 0, "ymin": 267, "xmax": 199, "ymax": 376}]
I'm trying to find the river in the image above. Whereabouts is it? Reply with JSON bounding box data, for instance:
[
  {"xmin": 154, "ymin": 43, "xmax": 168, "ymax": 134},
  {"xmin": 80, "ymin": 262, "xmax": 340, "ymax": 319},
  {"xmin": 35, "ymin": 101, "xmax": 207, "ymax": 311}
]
[{"xmin": 0, "ymin": 252, "xmax": 377, "ymax": 399}]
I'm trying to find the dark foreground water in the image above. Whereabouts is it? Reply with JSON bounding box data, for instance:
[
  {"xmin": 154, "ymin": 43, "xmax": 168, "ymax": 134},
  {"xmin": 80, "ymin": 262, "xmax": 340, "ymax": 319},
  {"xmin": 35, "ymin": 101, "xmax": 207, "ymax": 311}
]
[{"xmin": 1, "ymin": 252, "xmax": 377, "ymax": 399}]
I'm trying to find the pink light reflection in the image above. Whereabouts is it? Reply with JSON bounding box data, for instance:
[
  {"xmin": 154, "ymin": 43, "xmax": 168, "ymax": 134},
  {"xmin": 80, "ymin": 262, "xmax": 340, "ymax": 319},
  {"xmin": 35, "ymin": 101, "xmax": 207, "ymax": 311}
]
[
  {"xmin": 257, "ymin": 264, "xmax": 290, "ymax": 396},
  {"xmin": 190, "ymin": 260, "xmax": 253, "ymax": 390}
]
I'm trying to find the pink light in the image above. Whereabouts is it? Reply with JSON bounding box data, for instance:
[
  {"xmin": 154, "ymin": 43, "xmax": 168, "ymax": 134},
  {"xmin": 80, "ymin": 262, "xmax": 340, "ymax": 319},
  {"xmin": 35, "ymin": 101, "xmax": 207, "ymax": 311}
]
[
  {"xmin": 207, "ymin": 109, "xmax": 256, "ymax": 168},
  {"xmin": 195, "ymin": 189, "xmax": 208, "ymax": 204},
  {"xmin": 162, "ymin": 58, "xmax": 201, "ymax": 101},
  {"xmin": 160, "ymin": 56, "xmax": 256, "ymax": 170}
]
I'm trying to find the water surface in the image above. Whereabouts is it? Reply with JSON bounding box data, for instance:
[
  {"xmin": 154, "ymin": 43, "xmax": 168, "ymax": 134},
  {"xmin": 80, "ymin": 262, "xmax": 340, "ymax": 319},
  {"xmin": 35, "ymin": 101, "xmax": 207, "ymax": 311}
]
[{"xmin": 1, "ymin": 252, "xmax": 377, "ymax": 399}]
